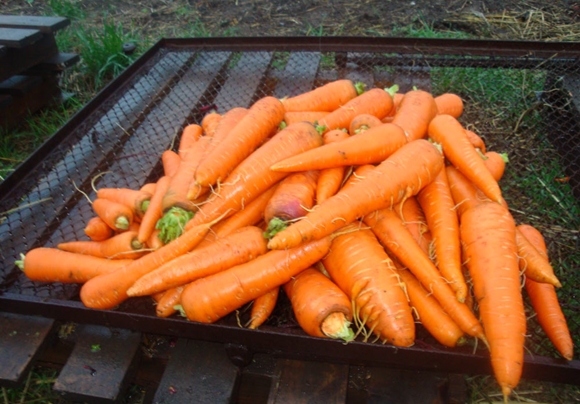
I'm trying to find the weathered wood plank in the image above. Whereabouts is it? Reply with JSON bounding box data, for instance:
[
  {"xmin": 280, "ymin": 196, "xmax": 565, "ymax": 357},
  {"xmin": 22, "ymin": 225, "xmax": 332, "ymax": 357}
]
[
  {"xmin": 0, "ymin": 27, "xmax": 42, "ymax": 48},
  {"xmin": 26, "ymin": 52, "xmax": 80, "ymax": 72},
  {"xmin": 53, "ymin": 324, "xmax": 141, "ymax": 403},
  {"xmin": 153, "ymin": 339, "xmax": 240, "ymax": 404},
  {"xmin": 0, "ymin": 15, "xmax": 70, "ymax": 33},
  {"xmin": 0, "ymin": 312, "xmax": 55, "ymax": 387},
  {"xmin": 0, "ymin": 75, "xmax": 42, "ymax": 95}
]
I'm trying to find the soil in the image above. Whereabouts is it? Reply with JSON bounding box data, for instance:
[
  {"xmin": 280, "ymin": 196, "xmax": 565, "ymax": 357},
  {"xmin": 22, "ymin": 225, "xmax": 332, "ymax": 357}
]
[{"xmin": 3, "ymin": 0, "xmax": 580, "ymax": 40}]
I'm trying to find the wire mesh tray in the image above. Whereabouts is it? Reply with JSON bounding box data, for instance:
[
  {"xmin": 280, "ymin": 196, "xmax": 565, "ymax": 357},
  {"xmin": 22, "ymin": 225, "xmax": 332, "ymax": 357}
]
[{"xmin": 0, "ymin": 37, "xmax": 579, "ymax": 383}]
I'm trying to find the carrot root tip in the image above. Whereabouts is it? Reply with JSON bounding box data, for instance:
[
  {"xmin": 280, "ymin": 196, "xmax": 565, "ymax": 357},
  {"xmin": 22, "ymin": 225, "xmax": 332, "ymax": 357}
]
[{"xmin": 321, "ymin": 312, "xmax": 355, "ymax": 343}]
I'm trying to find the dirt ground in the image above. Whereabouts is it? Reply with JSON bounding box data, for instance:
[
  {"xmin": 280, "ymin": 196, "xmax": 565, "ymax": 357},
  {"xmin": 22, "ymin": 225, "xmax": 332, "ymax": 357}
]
[{"xmin": 4, "ymin": 0, "xmax": 580, "ymax": 40}]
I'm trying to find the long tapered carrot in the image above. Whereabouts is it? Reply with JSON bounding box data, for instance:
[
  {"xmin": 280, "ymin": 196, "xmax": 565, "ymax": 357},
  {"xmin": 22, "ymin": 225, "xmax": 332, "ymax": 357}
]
[
  {"xmin": 391, "ymin": 89, "xmax": 439, "ymax": 141},
  {"xmin": 434, "ymin": 93, "xmax": 463, "ymax": 118},
  {"xmin": 96, "ymin": 188, "xmax": 151, "ymax": 221},
  {"xmin": 283, "ymin": 267, "xmax": 355, "ymax": 341},
  {"xmin": 178, "ymin": 123, "xmax": 204, "ymax": 159},
  {"xmin": 17, "ymin": 247, "xmax": 133, "ymax": 284},
  {"xmin": 317, "ymin": 88, "xmax": 394, "ymax": 133},
  {"xmin": 58, "ymin": 230, "xmax": 145, "ymax": 260},
  {"xmin": 127, "ymin": 226, "xmax": 268, "ymax": 296},
  {"xmin": 395, "ymin": 196, "xmax": 431, "ymax": 257},
  {"xmin": 363, "ymin": 208, "xmax": 485, "ymax": 341},
  {"xmin": 417, "ymin": 168, "xmax": 467, "ymax": 302},
  {"xmin": 80, "ymin": 213, "xmax": 226, "ymax": 310},
  {"xmin": 247, "ymin": 287, "xmax": 279, "ymax": 329},
  {"xmin": 185, "ymin": 121, "xmax": 322, "ymax": 229},
  {"xmin": 194, "ymin": 96, "xmax": 285, "ymax": 187},
  {"xmin": 180, "ymin": 236, "xmax": 332, "ymax": 323},
  {"xmin": 270, "ymin": 123, "xmax": 407, "ymax": 172},
  {"xmin": 340, "ymin": 164, "xmax": 375, "ymax": 191},
  {"xmin": 268, "ymin": 139, "xmax": 444, "ymax": 250},
  {"xmin": 518, "ymin": 224, "xmax": 573, "ymax": 360},
  {"xmin": 137, "ymin": 175, "xmax": 171, "ymax": 244},
  {"xmin": 92, "ymin": 198, "xmax": 134, "ymax": 231},
  {"xmin": 429, "ymin": 114, "xmax": 504, "ymax": 205},
  {"xmin": 316, "ymin": 129, "xmax": 350, "ymax": 204},
  {"xmin": 161, "ymin": 150, "xmax": 181, "ymax": 177},
  {"xmin": 281, "ymin": 79, "xmax": 360, "ymax": 112},
  {"xmin": 84, "ymin": 216, "xmax": 114, "ymax": 242},
  {"xmin": 515, "ymin": 227, "xmax": 562, "ymax": 287},
  {"xmin": 460, "ymin": 201, "xmax": 526, "ymax": 400},
  {"xmin": 322, "ymin": 225, "xmax": 415, "ymax": 347}
]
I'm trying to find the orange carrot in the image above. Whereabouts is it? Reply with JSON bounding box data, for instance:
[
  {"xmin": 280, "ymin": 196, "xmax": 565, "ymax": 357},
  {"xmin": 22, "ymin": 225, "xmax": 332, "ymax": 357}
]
[
  {"xmin": 127, "ymin": 226, "xmax": 268, "ymax": 296},
  {"xmin": 460, "ymin": 201, "xmax": 525, "ymax": 400},
  {"xmin": 80, "ymin": 214, "xmax": 225, "ymax": 310},
  {"xmin": 515, "ymin": 227, "xmax": 562, "ymax": 287},
  {"xmin": 137, "ymin": 175, "xmax": 171, "ymax": 244},
  {"xmin": 283, "ymin": 267, "xmax": 354, "ymax": 341},
  {"xmin": 434, "ymin": 93, "xmax": 464, "ymax": 118},
  {"xmin": 417, "ymin": 169, "xmax": 467, "ymax": 302},
  {"xmin": 155, "ymin": 286, "xmax": 184, "ymax": 318},
  {"xmin": 200, "ymin": 111, "xmax": 221, "ymax": 137},
  {"xmin": 395, "ymin": 196, "xmax": 431, "ymax": 256},
  {"xmin": 281, "ymin": 79, "xmax": 361, "ymax": 112},
  {"xmin": 194, "ymin": 96, "xmax": 286, "ymax": 187},
  {"xmin": 161, "ymin": 150, "xmax": 181, "ymax": 177},
  {"xmin": 428, "ymin": 114, "xmax": 504, "ymax": 205},
  {"xmin": 58, "ymin": 230, "xmax": 145, "ymax": 260},
  {"xmin": 146, "ymin": 229, "xmax": 164, "ymax": 250},
  {"xmin": 84, "ymin": 216, "xmax": 114, "ymax": 242},
  {"xmin": 483, "ymin": 151, "xmax": 508, "ymax": 181},
  {"xmin": 465, "ymin": 129, "xmax": 486, "ymax": 153},
  {"xmin": 140, "ymin": 182, "xmax": 157, "ymax": 195},
  {"xmin": 363, "ymin": 208, "xmax": 485, "ymax": 341},
  {"xmin": 185, "ymin": 121, "xmax": 322, "ymax": 229},
  {"xmin": 247, "ymin": 287, "xmax": 279, "ymax": 329},
  {"xmin": 96, "ymin": 187, "xmax": 151, "ymax": 221},
  {"xmin": 180, "ymin": 236, "xmax": 332, "ymax": 323},
  {"xmin": 268, "ymin": 139, "xmax": 444, "ymax": 250},
  {"xmin": 317, "ymin": 88, "xmax": 394, "ymax": 133},
  {"xmin": 283, "ymin": 111, "xmax": 330, "ymax": 126},
  {"xmin": 92, "ymin": 197, "xmax": 134, "ymax": 231},
  {"xmin": 321, "ymin": 226, "xmax": 415, "ymax": 347},
  {"xmin": 391, "ymin": 89, "xmax": 439, "ymax": 141},
  {"xmin": 178, "ymin": 123, "xmax": 204, "ymax": 159},
  {"xmin": 316, "ymin": 129, "xmax": 350, "ymax": 204},
  {"xmin": 446, "ymin": 165, "xmax": 490, "ymax": 218},
  {"xmin": 349, "ymin": 113, "xmax": 383, "ymax": 135},
  {"xmin": 518, "ymin": 224, "xmax": 573, "ymax": 360},
  {"xmin": 270, "ymin": 123, "xmax": 407, "ymax": 172},
  {"xmin": 17, "ymin": 247, "xmax": 132, "ymax": 284},
  {"xmin": 340, "ymin": 164, "xmax": 375, "ymax": 191}
]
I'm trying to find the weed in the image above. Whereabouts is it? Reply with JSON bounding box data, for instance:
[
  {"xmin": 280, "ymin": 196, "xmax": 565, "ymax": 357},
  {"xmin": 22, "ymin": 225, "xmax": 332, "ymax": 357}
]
[{"xmin": 45, "ymin": 0, "xmax": 85, "ymax": 20}]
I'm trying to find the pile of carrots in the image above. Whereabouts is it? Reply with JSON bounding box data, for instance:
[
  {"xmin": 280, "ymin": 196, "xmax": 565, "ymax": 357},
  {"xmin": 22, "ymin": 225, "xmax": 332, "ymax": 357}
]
[{"xmin": 17, "ymin": 79, "xmax": 574, "ymax": 401}]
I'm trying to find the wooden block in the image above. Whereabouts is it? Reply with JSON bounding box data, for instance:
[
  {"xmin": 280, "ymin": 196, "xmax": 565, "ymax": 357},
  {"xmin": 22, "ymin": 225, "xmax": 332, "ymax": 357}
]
[
  {"xmin": 0, "ymin": 75, "xmax": 43, "ymax": 95},
  {"xmin": 26, "ymin": 52, "xmax": 80, "ymax": 72},
  {"xmin": 0, "ymin": 312, "xmax": 55, "ymax": 387},
  {"xmin": 153, "ymin": 339, "xmax": 240, "ymax": 404},
  {"xmin": 0, "ymin": 15, "xmax": 70, "ymax": 33},
  {"xmin": 52, "ymin": 324, "xmax": 141, "ymax": 403},
  {"xmin": 0, "ymin": 33, "xmax": 58, "ymax": 82},
  {"xmin": 267, "ymin": 359, "xmax": 349, "ymax": 404},
  {"xmin": 0, "ymin": 27, "xmax": 42, "ymax": 48}
]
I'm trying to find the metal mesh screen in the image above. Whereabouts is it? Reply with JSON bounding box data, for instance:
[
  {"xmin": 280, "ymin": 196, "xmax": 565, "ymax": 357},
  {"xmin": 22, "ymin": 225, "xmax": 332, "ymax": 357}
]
[{"xmin": 0, "ymin": 39, "xmax": 578, "ymax": 366}]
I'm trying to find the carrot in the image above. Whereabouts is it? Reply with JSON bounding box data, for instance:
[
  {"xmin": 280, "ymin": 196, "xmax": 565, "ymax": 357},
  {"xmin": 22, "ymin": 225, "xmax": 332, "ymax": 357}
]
[
  {"xmin": 434, "ymin": 93, "xmax": 464, "ymax": 118},
  {"xmin": 349, "ymin": 113, "xmax": 383, "ymax": 135},
  {"xmin": 518, "ymin": 224, "xmax": 573, "ymax": 360},
  {"xmin": 460, "ymin": 201, "xmax": 526, "ymax": 400},
  {"xmin": 270, "ymin": 123, "xmax": 407, "ymax": 172},
  {"xmin": 185, "ymin": 121, "xmax": 322, "ymax": 229},
  {"xmin": 140, "ymin": 182, "xmax": 157, "ymax": 195},
  {"xmin": 137, "ymin": 175, "xmax": 171, "ymax": 244},
  {"xmin": 161, "ymin": 150, "xmax": 181, "ymax": 177},
  {"xmin": 267, "ymin": 139, "xmax": 444, "ymax": 250},
  {"xmin": 247, "ymin": 287, "xmax": 279, "ymax": 329},
  {"xmin": 96, "ymin": 187, "xmax": 151, "ymax": 221},
  {"xmin": 515, "ymin": 227, "xmax": 562, "ymax": 287},
  {"xmin": 84, "ymin": 216, "xmax": 114, "ymax": 242},
  {"xmin": 316, "ymin": 129, "xmax": 350, "ymax": 204},
  {"xmin": 393, "ymin": 261, "xmax": 465, "ymax": 348},
  {"xmin": 127, "ymin": 226, "xmax": 268, "ymax": 296},
  {"xmin": 263, "ymin": 170, "xmax": 319, "ymax": 238},
  {"xmin": 483, "ymin": 151, "xmax": 509, "ymax": 181},
  {"xmin": 363, "ymin": 208, "xmax": 485, "ymax": 341},
  {"xmin": 16, "ymin": 247, "xmax": 133, "ymax": 284},
  {"xmin": 58, "ymin": 230, "xmax": 145, "ymax": 260},
  {"xmin": 200, "ymin": 111, "xmax": 221, "ymax": 137},
  {"xmin": 428, "ymin": 114, "xmax": 504, "ymax": 205},
  {"xmin": 321, "ymin": 225, "xmax": 415, "ymax": 347},
  {"xmin": 416, "ymin": 168, "xmax": 467, "ymax": 302},
  {"xmin": 283, "ymin": 267, "xmax": 354, "ymax": 341},
  {"xmin": 465, "ymin": 129, "xmax": 486, "ymax": 153},
  {"xmin": 281, "ymin": 79, "xmax": 361, "ymax": 112},
  {"xmin": 395, "ymin": 196, "xmax": 431, "ymax": 257},
  {"xmin": 92, "ymin": 197, "xmax": 134, "ymax": 231},
  {"xmin": 178, "ymin": 123, "xmax": 204, "ymax": 159},
  {"xmin": 391, "ymin": 89, "xmax": 439, "ymax": 141},
  {"xmin": 146, "ymin": 229, "xmax": 164, "ymax": 250},
  {"xmin": 446, "ymin": 166, "xmax": 489, "ymax": 218},
  {"xmin": 155, "ymin": 286, "xmax": 184, "ymax": 318},
  {"xmin": 180, "ymin": 236, "xmax": 332, "ymax": 324},
  {"xmin": 317, "ymin": 88, "xmax": 394, "ymax": 133},
  {"xmin": 80, "ymin": 213, "xmax": 225, "ymax": 310},
  {"xmin": 194, "ymin": 96, "xmax": 286, "ymax": 187},
  {"xmin": 340, "ymin": 164, "xmax": 375, "ymax": 191},
  {"xmin": 283, "ymin": 111, "xmax": 330, "ymax": 126}
]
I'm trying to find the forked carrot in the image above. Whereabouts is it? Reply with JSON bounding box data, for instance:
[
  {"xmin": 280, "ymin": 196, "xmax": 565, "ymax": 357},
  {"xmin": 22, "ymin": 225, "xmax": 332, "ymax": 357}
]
[
  {"xmin": 84, "ymin": 216, "xmax": 114, "ymax": 242},
  {"xmin": 281, "ymin": 79, "xmax": 361, "ymax": 112},
  {"xmin": 58, "ymin": 230, "xmax": 145, "ymax": 260},
  {"xmin": 434, "ymin": 93, "xmax": 464, "ymax": 118},
  {"xmin": 391, "ymin": 89, "xmax": 439, "ymax": 141},
  {"xmin": 247, "ymin": 287, "xmax": 279, "ymax": 329}
]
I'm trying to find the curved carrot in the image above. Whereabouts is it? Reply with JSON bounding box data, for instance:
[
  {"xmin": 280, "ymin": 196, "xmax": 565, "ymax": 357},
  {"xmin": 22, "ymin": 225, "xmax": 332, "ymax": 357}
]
[
  {"xmin": 281, "ymin": 79, "xmax": 360, "ymax": 112},
  {"xmin": 460, "ymin": 202, "xmax": 525, "ymax": 400},
  {"xmin": 84, "ymin": 216, "xmax": 114, "ymax": 242},
  {"xmin": 268, "ymin": 139, "xmax": 444, "ymax": 250},
  {"xmin": 92, "ymin": 198, "xmax": 134, "ymax": 231},
  {"xmin": 17, "ymin": 247, "xmax": 132, "ymax": 284},
  {"xmin": 283, "ymin": 111, "xmax": 330, "ymax": 126},
  {"xmin": 395, "ymin": 196, "xmax": 431, "ymax": 257},
  {"xmin": 180, "ymin": 236, "xmax": 332, "ymax": 324},
  {"xmin": 155, "ymin": 286, "xmax": 184, "ymax": 318},
  {"xmin": 283, "ymin": 267, "xmax": 354, "ymax": 341},
  {"xmin": 391, "ymin": 89, "xmax": 439, "ymax": 141},
  {"xmin": 161, "ymin": 150, "xmax": 181, "ymax": 177},
  {"xmin": 178, "ymin": 123, "xmax": 204, "ymax": 159},
  {"xmin": 140, "ymin": 182, "xmax": 157, "ymax": 195},
  {"xmin": 137, "ymin": 175, "xmax": 171, "ymax": 244},
  {"xmin": 316, "ymin": 129, "xmax": 350, "ymax": 204},
  {"xmin": 270, "ymin": 123, "xmax": 407, "ymax": 172},
  {"xmin": 518, "ymin": 224, "xmax": 573, "ymax": 360},
  {"xmin": 127, "ymin": 226, "xmax": 268, "ymax": 297},
  {"xmin": 434, "ymin": 93, "xmax": 464, "ymax": 118},
  {"xmin": 515, "ymin": 227, "xmax": 561, "ymax": 287},
  {"xmin": 58, "ymin": 230, "xmax": 145, "ymax": 260},
  {"xmin": 363, "ymin": 208, "xmax": 485, "ymax": 341},
  {"xmin": 340, "ymin": 164, "xmax": 375, "ymax": 191},
  {"xmin": 465, "ymin": 129, "xmax": 486, "ymax": 153},
  {"xmin": 322, "ymin": 226, "xmax": 415, "ymax": 347},
  {"xmin": 247, "ymin": 287, "xmax": 279, "ymax": 329},
  {"xmin": 349, "ymin": 113, "xmax": 383, "ymax": 135},
  {"xmin": 194, "ymin": 96, "xmax": 285, "ymax": 187},
  {"xmin": 96, "ymin": 188, "xmax": 151, "ymax": 221},
  {"xmin": 428, "ymin": 114, "xmax": 504, "ymax": 205}
]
